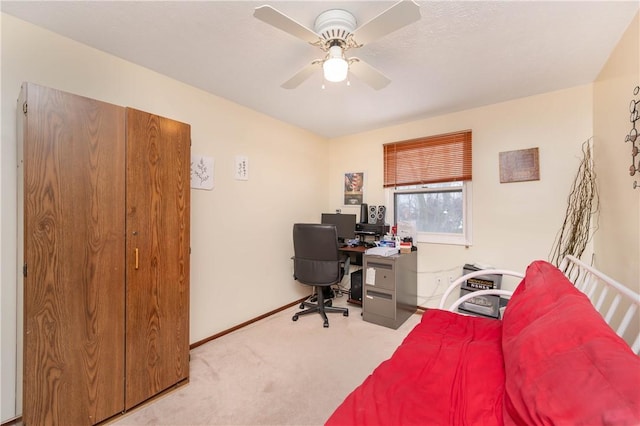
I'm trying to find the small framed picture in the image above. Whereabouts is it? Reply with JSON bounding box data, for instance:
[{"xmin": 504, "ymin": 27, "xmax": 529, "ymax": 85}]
[
  {"xmin": 344, "ymin": 172, "xmax": 365, "ymax": 205},
  {"xmin": 499, "ymin": 148, "xmax": 540, "ymax": 183},
  {"xmin": 234, "ymin": 155, "xmax": 249, "ymax": 181},
  {"xmin": 191, "ymin": 155, "xmax": 214, "ymax": 190}
]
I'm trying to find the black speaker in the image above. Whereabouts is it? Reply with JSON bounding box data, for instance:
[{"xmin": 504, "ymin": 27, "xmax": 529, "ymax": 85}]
[
  {"xmin": 377, "ymin": 205, "xmax": 386, "ymax": 224},
  {"xmin": 350, "ymin": 269, "xmax": 363, "ymax": 302},
  {"xmin": 360, "ymin": 203, "xmax": 368, "ymax": 223},
  {"xmin": 368, "ymin": 205, "xmax": 377, "ymax": 224}
]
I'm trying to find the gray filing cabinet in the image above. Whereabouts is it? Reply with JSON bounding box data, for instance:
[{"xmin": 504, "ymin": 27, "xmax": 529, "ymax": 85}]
[{"xmin": 362, "ymin": 251, "xmax": 417, "ymax": 329}]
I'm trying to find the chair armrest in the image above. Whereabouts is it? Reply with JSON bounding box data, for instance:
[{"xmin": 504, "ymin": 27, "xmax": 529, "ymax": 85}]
[{"xmin": 340, "ymin": 255, "xmax": 350, "ymax": 278}]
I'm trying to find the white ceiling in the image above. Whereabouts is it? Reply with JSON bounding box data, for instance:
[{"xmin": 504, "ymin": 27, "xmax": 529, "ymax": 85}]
[{"xmin": 2, "ymin": 1, "xmax": 638, "ymax": 138}]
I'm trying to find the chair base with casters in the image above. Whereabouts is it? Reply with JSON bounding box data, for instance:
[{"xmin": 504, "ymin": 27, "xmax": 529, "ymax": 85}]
[
  {"xmin": 292, "ymin": 285, "xmax": 348, "ymax": 328},
  {"xmin": 292, "ymin": 223, "xmax": 350, "ymax": 328},
  {"xmin": 300, "ymin": 286, "xmax": 334, "ymax": 307}
]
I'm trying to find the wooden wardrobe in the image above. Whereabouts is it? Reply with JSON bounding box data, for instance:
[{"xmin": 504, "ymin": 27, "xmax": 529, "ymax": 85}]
[{"xmin": 18, "ymin": 83, "xmax": 190, "ymax": 425}]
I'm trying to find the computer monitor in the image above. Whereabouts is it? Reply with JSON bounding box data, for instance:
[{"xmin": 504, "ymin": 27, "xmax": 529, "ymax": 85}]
[{"xmin": 321, "ymin": 213, "xmax": 357, "ymax": 243}]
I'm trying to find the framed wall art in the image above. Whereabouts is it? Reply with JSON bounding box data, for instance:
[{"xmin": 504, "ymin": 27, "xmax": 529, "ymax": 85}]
[
  {"xmin": 499, "ymin": 148, "xmax": 540, "ymax": 183},
  {"xmin": 344, "ymin": 172, "xmax": 365, "ymax": 205},
  {"xmin": 234, "ymin": 155, "xmax": 249, "ymax": 181},
  {"xmin": 191, "ymin": 155, "xmax": 214, "ymax": 190}
]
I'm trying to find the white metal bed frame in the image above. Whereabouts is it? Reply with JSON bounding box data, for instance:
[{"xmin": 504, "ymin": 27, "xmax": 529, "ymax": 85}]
[{"xmin": 439, "ymin": 255, "xmax": 640, "ymax": 354}]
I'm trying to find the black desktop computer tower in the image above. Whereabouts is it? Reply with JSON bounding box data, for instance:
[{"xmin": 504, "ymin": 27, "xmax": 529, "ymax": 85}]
[{"xmin": 350, "ymin": 269, "xmax": 363, "ymax": 302}]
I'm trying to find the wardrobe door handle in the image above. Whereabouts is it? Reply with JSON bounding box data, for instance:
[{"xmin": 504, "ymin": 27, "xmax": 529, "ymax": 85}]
[{"xmin": 135, "ymin": 248, "xmax": 139, "ymax": 270}]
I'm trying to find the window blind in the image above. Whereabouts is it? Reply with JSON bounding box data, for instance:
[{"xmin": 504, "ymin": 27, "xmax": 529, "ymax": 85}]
[{"xmin": 383, "ymin": 130, "xmax": 472, "ymax": 188}]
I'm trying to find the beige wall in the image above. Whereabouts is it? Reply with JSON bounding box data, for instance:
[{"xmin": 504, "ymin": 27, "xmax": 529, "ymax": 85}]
[
  {"xmin": 593, "ymin": 12, "xmax": 640, "ymax": 291},
  {"xmin": 1, "ymin": 14, "xmax": 328, "ymax": 420},
  {"xmin": 329, "ymin": 85, "xmax": 594, "ymax": 306}
]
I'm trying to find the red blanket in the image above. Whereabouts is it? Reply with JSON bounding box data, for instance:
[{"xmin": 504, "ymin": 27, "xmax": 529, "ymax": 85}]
[
  {"xmin": 326, "ymin": 260, "xmax": 640, "ymax": 426},
  {"xmin": 325, "ymin": 310, "xmax": 505, "ymax": 425}
]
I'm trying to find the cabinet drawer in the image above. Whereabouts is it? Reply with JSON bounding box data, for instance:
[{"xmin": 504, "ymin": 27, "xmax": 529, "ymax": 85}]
[
  {"xmin": 363, "ymin": 287, "xmax": 395, "ymax": 319},
  {"xmin": 364, "ymin": 260, "xmax": 395, "ymax": 290}
]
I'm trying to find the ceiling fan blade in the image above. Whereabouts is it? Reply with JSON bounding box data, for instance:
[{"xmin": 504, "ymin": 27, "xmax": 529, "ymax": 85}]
[
  {"xmin": 349, "ymin": 59, "xmax": 391, "ymax": 90},
  {"xmin": 281, "ymin": 63, "xmax": 320, "ymax": 89},
  {"xmin": 352, "ymin": 0, "xmax": 421, "ymax": 46},
  {"xmin": 254, "ymin": 5, "xmax": 320, "ymax": 44}
]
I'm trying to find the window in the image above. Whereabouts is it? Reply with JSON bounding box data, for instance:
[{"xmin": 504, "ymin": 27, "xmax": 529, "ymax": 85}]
[
  {"xmin": 391, "ymin": 182, "xmax": 472, "ymax": 245},
  {"xmin": 384, "ymin": 131, "xmax": 472, "ymax": 246}
]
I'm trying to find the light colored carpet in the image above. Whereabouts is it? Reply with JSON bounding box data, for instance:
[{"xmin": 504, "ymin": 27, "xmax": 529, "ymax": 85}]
[{"xmin": 110, "ymin": 295, "xmax": 423, "ymax": 425}]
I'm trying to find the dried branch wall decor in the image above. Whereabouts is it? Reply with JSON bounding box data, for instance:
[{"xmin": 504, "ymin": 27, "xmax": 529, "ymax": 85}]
[{"xmin": 549, "ymin": 139, "xmax": 599, "ymax": 266}]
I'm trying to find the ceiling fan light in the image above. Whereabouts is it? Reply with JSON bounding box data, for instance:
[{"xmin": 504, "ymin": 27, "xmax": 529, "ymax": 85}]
[{"xmin": 323, "ymin": 57, "xmax": 349, "ymax": 82}]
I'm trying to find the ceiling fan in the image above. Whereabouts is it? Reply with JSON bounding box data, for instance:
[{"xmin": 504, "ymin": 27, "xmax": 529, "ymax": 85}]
[{"xmin": 253, "ymin": 0, "xmax": 421, "ymax": 90}]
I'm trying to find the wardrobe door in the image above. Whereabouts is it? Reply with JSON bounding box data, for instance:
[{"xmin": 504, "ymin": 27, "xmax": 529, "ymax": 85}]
[
  {"xmin": 21, "ymin": 83, "xmax": 126, "ymax": 425},
  {"xmin": 125, "ymin": 108, "xmax": 190, "ymax": 409}
]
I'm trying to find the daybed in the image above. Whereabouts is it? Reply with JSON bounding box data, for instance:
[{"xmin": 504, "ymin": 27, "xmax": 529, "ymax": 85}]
[{"xmin": 326, "ymin": 256, "xmax": 640, "ymax": 425}]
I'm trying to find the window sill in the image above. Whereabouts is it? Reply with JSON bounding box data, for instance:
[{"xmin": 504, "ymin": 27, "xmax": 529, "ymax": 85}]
[{"xmin": 416, "ymin": 233, "xmax": 471, "ymax": 247}]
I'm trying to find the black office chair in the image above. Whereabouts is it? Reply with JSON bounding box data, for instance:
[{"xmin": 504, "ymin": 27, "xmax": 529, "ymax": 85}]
[{"xmin": 292, "ymin": 223, "xmax": 349, "ymax": 328}]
